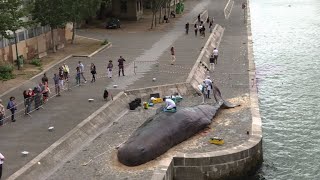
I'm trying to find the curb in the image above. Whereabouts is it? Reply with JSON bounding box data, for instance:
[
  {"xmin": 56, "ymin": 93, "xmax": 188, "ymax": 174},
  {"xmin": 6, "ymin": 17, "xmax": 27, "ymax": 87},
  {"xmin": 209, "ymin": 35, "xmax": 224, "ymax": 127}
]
[
  {"xmin": 150, "ymin": 1, "xmax": 263, "ymax": 178},
  {"xmin": 0, "ymin": 42, "xmax": 112, "ymax": 98},
  {"xmin": 7, "ymin": 92, "xmax": 129, "ymax": 180}
]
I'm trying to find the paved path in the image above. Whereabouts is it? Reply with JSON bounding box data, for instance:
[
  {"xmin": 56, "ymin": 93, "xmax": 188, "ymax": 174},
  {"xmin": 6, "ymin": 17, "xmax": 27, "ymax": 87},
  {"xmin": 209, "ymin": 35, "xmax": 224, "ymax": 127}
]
[
  {"xmin": 0, "ymin": 0, "xmax": 212, "ymax": 179},
  {"xmin": 48, "ymin": 0, "xmax": 252, "ymax": 179}
]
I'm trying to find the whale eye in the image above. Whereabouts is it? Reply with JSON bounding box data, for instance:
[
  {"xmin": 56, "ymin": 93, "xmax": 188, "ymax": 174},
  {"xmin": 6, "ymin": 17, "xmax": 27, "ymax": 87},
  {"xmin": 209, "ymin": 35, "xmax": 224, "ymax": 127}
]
[{"xmin": 139, "ymin": 147, "xmax": 145, "ymax": 153}]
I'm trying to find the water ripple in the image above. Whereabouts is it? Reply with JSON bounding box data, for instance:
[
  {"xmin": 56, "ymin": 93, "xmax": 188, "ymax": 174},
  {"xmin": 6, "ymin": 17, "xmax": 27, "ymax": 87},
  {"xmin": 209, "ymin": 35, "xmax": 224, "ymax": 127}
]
[{"xmin": 251, "ymin": 0, "xmax": 320, "ymax": 179}]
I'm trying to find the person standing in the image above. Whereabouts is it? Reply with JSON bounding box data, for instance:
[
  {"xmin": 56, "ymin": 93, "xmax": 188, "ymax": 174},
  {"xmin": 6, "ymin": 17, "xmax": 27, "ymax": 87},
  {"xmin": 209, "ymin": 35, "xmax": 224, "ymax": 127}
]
[
  {"xmin": 170, "ymin": 47, "xmax": 176, "ymax": 65},
  {"xmin": 7, "ymin": 96, "xmax": 17, "ymax": 122},
  {"xmin": 201, "ymin": 25, "xmax": 206, "ymax": 37},
  {"xmin": 0, "ymin": 99, "xmax": 5, "ymax": 126},
  {"xmin": 185, "ymin": 22, "xmax": 189, "ymax": 34},
  {"xmin": 90, "ymin": 63, "xmax": 96, "ymax": 82},
  {"xmin": 41, "ymin": 73, "xmax": 48, "ymax": 85},
  {"xmin": 23, "ymin": 90, "xmax": 28, "ymax": 114},
  {"xmin": 213, "ymin": 48, "xmax": 219, "ymax": 64},
  {"xmin": 199, "ymin": 81, "xmax": 207, "ymax": 104},
  {"xmin": 62, "ymin": 63, "xmax": 70, "ymax": 81},
  {"xmin": 118, "ymin": 56, "xmax": 126, "ymax": 76},
  {"xmin": 23, "ymin": 90, "xmax": 32, "ymax": 115},
  {"xmin": 209, "ymin": 54, "xmax": 215, "ymax": 71},
  {"xmin": 209, "ymin": 21, "xmax": 213, "ymax": 33},
  {"xmin": 204, "ymin": 76, "xmax": 213, "ymax": 99},
  {"xmin": 40, "ymin": 82, "xmax": 49, "ymax": 103},
  {"xmin": 76, "ymin": 66, "xmax": 81, "ymax": 85},
  {"xmin": 53, "ymin": 74, "xmax": 60, "ymax": 96},
  {"xmin": 194, "ymin": 24, "xmax": 198, "ymax": 36},
  {"xmin": 34, "ymin": 84, "xmax": 42, "ymax": 110},
  {"xmin": 58, "ymin": 66, "xmax": 64, "ymax": 89},
  {"xmin": 107, "ymin": 60, "xmax": 113, "ymax": 78},
  {"xmin": 197, "ymin": 13, "xmax": 201, "ymax": 22},
  {"xmin": 78, "ymin": 61, "xmax": 87, "ymax": 83},
  {"xmin": 0, "ymin": 152, "xmax": 4, "ymax": 179}
]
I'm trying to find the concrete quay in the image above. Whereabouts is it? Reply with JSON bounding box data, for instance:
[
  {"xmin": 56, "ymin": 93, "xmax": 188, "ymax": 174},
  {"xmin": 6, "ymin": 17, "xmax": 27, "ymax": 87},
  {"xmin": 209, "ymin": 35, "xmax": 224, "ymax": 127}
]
[
  {"xmin": 1, "ymin": 0, "xmax": 262, "ymax": 179},
  {"xmin": 48, "ymin": 0, "xmax": 262, "ymax": 180}
]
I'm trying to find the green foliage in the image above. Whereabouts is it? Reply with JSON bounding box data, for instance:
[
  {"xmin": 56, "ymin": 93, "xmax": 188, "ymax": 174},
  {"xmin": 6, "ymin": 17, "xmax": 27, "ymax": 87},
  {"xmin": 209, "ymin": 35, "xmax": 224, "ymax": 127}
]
[
  {"xmin": 32, "ymin": 0, "xmax": 68, "ymax": 29},
  {"xmin": 0, "ymin": 64, "xmax": 15, "ymax": 80},
  {"xmin": 0, "ymin": 0, "xmax": 29, "ymax": 39},
  {"xmin": 101, "ymin": 39, "xmax": 108, "ymax": 45},
  {"xmin": 30, "ymin": 58, "xmax": 42, "ymax": 67}
]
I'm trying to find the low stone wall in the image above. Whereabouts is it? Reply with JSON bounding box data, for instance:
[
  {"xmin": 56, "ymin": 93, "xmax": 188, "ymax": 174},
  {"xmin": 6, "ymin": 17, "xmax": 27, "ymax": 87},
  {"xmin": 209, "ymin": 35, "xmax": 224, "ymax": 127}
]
[
  {"xmin": 8, "ymin": 92, "xmax": 131, "ymax": 180},
  {"xmin": 8, "ymin": 13, "xmax": 262, "ymax": 179},
  {"xmin": 150, "ymin": 4, "xmax": 263, "ymax": 179},
  {"xmin": 187, "ymin": 24, "xmax": 224, "ymax": 92},
  {"xmin": 125, "ymin": 82, "xmax": 195, "ymax": 100}
]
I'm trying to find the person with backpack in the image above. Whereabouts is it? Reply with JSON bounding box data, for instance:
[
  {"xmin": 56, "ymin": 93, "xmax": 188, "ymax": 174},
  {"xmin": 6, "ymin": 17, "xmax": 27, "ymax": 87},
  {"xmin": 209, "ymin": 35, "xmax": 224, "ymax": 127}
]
[{"xmin": 7, "ymin": 96, "xmax": 17, "ymax": 122}]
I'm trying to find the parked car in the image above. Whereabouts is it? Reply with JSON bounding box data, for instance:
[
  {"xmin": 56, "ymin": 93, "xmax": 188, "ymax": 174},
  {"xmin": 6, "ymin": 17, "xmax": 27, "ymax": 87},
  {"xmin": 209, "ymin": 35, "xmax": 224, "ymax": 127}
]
[{"xmin": 106, "ymin": 18, "xmax": 121, "ymax": 29}]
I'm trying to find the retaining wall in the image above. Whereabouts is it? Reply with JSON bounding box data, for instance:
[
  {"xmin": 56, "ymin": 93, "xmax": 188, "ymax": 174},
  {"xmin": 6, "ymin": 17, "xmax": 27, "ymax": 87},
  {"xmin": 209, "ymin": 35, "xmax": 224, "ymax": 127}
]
[
  {"xmin": 8, "ymin": 10, "xmax": 262, "ymax": 178},
  {"xmin": 8, "ymin": 92, "xmax": 131, "ymax": 180},
  {"xmin": 151, "ymin": 3, "xmax": 263, "ymax": 179}
]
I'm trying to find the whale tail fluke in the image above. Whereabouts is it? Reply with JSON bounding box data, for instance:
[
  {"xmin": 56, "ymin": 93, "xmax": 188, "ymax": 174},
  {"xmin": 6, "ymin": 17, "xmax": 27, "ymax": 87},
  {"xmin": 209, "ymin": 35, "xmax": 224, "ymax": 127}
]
[{"xmin": 213, "ymin": 85, "xmax": 240, "ymax": 108}]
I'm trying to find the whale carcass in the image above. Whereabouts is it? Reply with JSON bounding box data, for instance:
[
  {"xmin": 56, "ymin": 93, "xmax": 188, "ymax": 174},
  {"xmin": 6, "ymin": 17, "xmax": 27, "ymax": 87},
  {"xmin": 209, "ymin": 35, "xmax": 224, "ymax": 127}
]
[{"xmin": 117, "ymin": 85, "xmax": 239, "ymax": 166}]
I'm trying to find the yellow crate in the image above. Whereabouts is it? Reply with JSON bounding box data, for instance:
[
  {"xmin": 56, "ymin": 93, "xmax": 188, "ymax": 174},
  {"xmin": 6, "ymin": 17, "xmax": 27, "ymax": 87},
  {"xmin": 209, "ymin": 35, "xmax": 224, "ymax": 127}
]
[
  {"xmin": 209, "ymin": 137, "xmax": 224, "ymax": 145},
  {"xmin": 152, "ymin": 98, "xmax": 163, "ymax": 104}
]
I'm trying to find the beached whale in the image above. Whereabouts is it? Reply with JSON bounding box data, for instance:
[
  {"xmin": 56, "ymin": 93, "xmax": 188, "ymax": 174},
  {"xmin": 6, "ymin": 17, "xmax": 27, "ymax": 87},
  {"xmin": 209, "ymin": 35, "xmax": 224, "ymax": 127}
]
[{"xmin": 117, "ymin": 85, "xmax": 239, "ymax": 166}]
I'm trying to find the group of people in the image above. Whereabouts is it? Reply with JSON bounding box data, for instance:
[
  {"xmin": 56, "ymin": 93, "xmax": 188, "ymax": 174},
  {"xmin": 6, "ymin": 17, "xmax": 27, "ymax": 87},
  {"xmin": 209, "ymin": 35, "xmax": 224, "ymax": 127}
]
[
  {"xmin": 185, "ymin": 14, "xmax": 215, "ymax": 38},
  {"xmin": 0, "ymin": 56, "xmax": 128, "ymax": 126}
]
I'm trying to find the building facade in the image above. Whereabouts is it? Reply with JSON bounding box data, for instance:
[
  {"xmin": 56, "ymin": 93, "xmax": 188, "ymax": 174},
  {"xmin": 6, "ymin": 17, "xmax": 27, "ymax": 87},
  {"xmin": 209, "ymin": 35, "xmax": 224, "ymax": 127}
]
[
  {"xmin": 0, "ymin": 25, "xmax": 72, "ymax": 63},
  {"xmin": 112, "ymin": 0, "xmax": 143, "ymax": 21}
]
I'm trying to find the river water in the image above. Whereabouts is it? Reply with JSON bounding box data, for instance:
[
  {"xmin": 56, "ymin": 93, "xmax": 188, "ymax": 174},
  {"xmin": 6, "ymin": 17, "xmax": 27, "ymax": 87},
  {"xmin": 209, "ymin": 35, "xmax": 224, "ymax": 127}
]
[{"xmin": 250, "ymin": 0, "xmax": 320, "ymax": 179}]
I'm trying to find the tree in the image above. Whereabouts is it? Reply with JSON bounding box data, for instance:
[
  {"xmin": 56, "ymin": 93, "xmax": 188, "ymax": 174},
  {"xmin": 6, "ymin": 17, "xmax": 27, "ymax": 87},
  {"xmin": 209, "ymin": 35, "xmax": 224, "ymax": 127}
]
[
  {"xmin": 150, "ymin": 0, "xmax": 165, "ymax": 29},
  {"xmin": 66, "ymin": 0, "xmax": 101, "ymax": 44},
  {"xmin": 0, "ymin": 0, "xmax": 29, "ymax": 70},
  {"xmin": 32, "ymin": 0, "xmax": 69, "ymax": 52}
]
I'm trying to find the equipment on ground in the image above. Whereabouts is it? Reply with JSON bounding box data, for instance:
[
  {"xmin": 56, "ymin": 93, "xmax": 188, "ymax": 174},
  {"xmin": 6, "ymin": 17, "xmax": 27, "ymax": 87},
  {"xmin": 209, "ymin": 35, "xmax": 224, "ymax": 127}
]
[{"xmin": 209, "ymin": 137, "xmax": 224, "ymax": 145}]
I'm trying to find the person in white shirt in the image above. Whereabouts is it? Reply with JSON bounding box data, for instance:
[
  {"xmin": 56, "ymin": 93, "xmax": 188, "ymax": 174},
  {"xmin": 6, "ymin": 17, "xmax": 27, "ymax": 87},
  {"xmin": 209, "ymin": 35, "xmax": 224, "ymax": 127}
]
[
  {"xmin": 212, "ymin": 48, "xmax": 219, "ymax": 64},
  {"xmin": 204, "ymin": 76, "xmax": 213, "ymax": 99},
  {"xmin": 163, "ymin": 97, "xmax": 176, "ymax": 110},
  {"xmin": 0, "ymin": 152, "xmax": 4, "ymax": 179},
  {"xmin": 78, "ymin": 61, "xmax": 87, "ymax": 83}
]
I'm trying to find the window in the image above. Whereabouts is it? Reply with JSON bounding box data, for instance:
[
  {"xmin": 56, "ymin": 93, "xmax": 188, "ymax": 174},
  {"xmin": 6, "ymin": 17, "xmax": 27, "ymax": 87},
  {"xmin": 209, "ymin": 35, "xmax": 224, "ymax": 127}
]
[
  {"xmin": 120, "ymin": 0, "xmax": 127, "ymax": 13},
  {"xmin": 36, "ymin": 27, "xmax": 43, "ymax": 36},
  {"xmin": 44, "ymin": 26, "xmax": 50, "ymax": 33},
  {"xmin": 18, "ymin": 31, "xmax": 25, "ymax": 42},
  {"xmin": 27, "ymin": 28, "xmax": 36, "ymax": 39}
]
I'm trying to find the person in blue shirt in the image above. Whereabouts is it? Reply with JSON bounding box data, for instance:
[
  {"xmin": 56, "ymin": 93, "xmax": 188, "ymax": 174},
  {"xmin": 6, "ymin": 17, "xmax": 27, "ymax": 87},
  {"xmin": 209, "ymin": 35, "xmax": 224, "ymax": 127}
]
[{"xmin": 7, "ymin": 96, "xmax": 17, "ymax": 122}]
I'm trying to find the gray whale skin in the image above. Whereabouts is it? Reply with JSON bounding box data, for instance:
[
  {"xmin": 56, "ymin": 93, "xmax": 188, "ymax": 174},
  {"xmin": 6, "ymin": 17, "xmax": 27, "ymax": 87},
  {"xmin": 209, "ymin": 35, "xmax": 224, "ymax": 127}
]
[{"xmin": 117, "ymin": 85, "xmax": 239, "ymax": 166}]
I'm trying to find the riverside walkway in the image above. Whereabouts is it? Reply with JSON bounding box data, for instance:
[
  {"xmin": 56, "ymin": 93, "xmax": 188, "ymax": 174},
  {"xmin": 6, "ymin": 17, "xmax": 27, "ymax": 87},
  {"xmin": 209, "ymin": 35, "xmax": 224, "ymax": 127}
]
[{"xmin": 0, "ymin": 0, "xmax": 216, "ymax": 178}]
